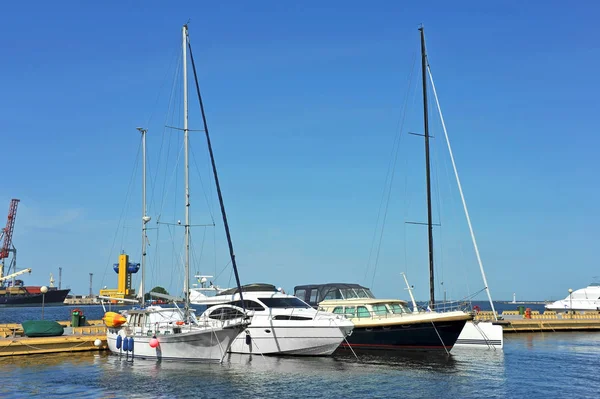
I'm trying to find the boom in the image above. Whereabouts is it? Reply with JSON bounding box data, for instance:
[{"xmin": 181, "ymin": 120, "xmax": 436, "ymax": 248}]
[{"xmin": 0, "ymin": 268, "xmax": 31, "ymax": 283}]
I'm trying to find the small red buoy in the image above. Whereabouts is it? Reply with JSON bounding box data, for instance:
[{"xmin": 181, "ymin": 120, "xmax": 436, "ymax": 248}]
[{"xmin": 149, "ymin": 337, "xmax": 159, "ymax": 348}]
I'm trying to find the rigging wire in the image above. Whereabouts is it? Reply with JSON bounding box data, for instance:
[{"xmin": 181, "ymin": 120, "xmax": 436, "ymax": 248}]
[
  {"xmin": 427, "ymin": 65, "xmax": 497, "ymax": 317},
  {"xmin": 428, "ymin": 84, "xmax": 446, "ymax": 301},
  {"xmin": 432, "ymin": 89, "xmax": 472, "ymax": 303},
  {"xmin": 402, "ymin": 59, "xmax": 422, "ymax": 290},
  {"xmin": 100, "ymin": 139, "xmax": 142, "ymax": 287},
  {"xmin": 189, "ymin": 226, "xmax": 208, "ymax": 281},
  {"xmin": 366, "ymin": 52, "xmax": 418, "ymax": 290},
  {"xmin": 150, "ymin": 42, "xmax": 184, "ymax": 296},
  {"xmin": 149, "ymin": 47, "xmax": 183, "ymax": 218},
  {"xmin": 364, "ymin": 52, "xmax": 418, "ymax": 284},
  {"xmin": 144, "ymin": 39, "xmax": 183, "ymax": 130},
  {"xmin": 189, "ymin": 140, "xmax": 216, "ymax": 224},
  {"xmin": 136, "ymin": 39, "xmax": 182, "ymax": 296}
]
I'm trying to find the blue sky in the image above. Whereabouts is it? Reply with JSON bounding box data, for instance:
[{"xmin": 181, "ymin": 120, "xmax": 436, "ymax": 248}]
[{"xmin": 1, "ymin": 1, "xmax": 598, "ymax": 302}]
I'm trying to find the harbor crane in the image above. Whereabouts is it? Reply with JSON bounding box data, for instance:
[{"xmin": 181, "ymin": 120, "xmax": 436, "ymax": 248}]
[{"xmin": 0, "ymin": 199, "xmax": 21, "ymax": 282}]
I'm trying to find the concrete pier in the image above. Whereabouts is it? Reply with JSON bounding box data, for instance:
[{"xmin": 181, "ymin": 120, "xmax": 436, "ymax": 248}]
[{"xmin": 475, "ymin": 310, "xmax": 600, "ymax": 332}]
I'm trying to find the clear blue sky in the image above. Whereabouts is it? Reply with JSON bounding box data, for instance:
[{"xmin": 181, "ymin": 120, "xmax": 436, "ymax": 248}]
[{"xmin": 1, "ymin": 1, "xmax": 598, "ymax": 302}]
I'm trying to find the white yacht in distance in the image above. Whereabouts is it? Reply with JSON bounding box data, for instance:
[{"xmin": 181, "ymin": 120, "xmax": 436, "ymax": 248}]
[
  {"xmin": 545, "ymin": 283, "xmax": 600, "ymax": 311},
  {"xmin": 190, "ymin": 283, "xmax": 355, "ymax": 356}
]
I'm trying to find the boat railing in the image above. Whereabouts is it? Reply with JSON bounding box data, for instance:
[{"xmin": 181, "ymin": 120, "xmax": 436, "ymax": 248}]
[{"xmin": 432, "ymin": 300, "xmax": 470, "ymax": 313}]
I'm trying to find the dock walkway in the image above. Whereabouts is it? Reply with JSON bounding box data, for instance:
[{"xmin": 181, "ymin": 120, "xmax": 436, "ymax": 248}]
[
  {"xmin": 0, "ymin": 321, "xmax": 107, "ymax": 357},
  {"xmin": 475, "ymin": 310, "xmax": 600, "ymax": 332}
]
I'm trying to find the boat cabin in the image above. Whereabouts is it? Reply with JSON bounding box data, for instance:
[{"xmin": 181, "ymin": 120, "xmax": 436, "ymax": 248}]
[
  {"xmin": 218, "ymin": 283, "xmax": 312, "ymax": 312},
  {"xmin": 293, "ymin": 283, "xmax": 376, "ymax": 308},
  {"xmin": 318, "ymin": 299, "xmax": 413, "ymax": 320}
]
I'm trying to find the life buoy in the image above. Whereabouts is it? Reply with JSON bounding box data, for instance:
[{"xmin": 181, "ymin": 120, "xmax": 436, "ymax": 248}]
[
  {"xmin": 473, "ymin": 305, "xmax": 481, "ymax": 313},
  {"xmin": 176, "ymin": 321, "xmax": 184, "ymax": 326}
]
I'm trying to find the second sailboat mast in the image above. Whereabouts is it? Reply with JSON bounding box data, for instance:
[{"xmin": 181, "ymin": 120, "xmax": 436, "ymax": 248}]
[
  {"xmin": 183, "ymin": 25, "xmax": 191, "ymax": 313},
  {"xmin": 419, "ymin": 26, "xmax": 435, "ymax": 310}
]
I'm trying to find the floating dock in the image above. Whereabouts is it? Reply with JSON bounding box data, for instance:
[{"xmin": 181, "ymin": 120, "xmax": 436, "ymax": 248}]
[
  {"xmin": 0, "ymin": 322, "xmax": 107, "ymax": 357},
  {"xmin": 475, "ymin": 310, "xmax": 600, "ymax": 332}
]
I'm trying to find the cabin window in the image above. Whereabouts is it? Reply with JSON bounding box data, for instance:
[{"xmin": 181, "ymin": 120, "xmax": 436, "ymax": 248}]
[
  {"xmin": 324, "ymin": 289, "xmax": 343, "ymax": 301},
  {"xmin": 344, "ymin": 306, "xmax": 356, "ymax": 318},
  {"xmin": 294, "ymin": 289, "xmax": 306, "ymax": 301},
  {"xmin": 372, "ymin": 304, "xmax": 388, "ymax": 316},
  {"xmin": 309, "ymin": 289, "xmax": 318, "ymax": 304},
  {"xmin": 208, "ymin": 307, "xmax": 245, "ymax": 320},
  {"xmin": 272, "ymin": 315, "xmax": 312, "ymax": 321},
  {"xmin": 131, "ymin": 314, "xmax": 141, "ymax": 326},
  {"xmin": 259, "ymin": 297, "xmax": 311, "ymax": 309},
  {"xmin": 357, "ymin": 306, "xmax": 371, "ymax": 318},
  {"xmin": 230, "ymin": 300, "xmax": 265, "ymax": 311},
  {"xmin": 390, "ymin": 304, "xmax": 404, "ymax": 314},
  {"xmin": 332, "ymin": 306, "xmax": 344, "ymax": 314}
]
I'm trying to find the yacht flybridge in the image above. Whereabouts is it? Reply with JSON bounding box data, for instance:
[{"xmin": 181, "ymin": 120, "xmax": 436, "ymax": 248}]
[{"xmin": 190, "ymin": 283, "xmax": 355, "ymax": 356}]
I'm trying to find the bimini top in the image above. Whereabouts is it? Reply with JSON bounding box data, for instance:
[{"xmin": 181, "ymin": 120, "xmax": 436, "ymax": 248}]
[
  {"xmin": 293, "ymin": 283, "xmax": 376, "ymax": 308},
  {"xmin": 217, "ymin": 283, "xmax": 278, "ymax": 296}
]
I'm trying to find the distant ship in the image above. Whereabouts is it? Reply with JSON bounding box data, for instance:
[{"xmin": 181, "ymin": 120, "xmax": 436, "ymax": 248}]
[
  {"xmin": 0, "ymin": 199, "xmax": 71, "ymax": 306},
  {"xmin": 545, "ymin": 283, "xmax": 600, "ymax": 312},
  {"xmin": 0, "ymin": 279, "xmax": 70, "ymax": 307}
]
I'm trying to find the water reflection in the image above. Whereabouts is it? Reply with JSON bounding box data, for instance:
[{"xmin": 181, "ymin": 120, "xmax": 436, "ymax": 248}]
[
  {"xmin": 4, "ymin": 333, "xmax": 600, "ymax": 399},
  {"xmin": 0, "ymin": 351, "xmax": 99, "ymax": 369}
]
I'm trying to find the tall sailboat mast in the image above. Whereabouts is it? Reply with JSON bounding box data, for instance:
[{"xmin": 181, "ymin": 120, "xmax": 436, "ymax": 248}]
[
  {"xmin": 419, "ymin": 26, "xmax": 435, "ymax": 310},
  {"xmin": 138, "ymin": 126, "xmax": 149, "ymax": 305},
  {"xmin": 182, "ymin": 24, "xmax": 191, "ymax": 314}
]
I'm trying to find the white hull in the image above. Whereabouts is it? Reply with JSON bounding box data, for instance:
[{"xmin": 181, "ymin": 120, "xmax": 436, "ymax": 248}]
[
  {"xmin": 191, "ymin": 286, "xmax": 355, "ymax": 356},
  {"xmin": 229, "ymin": 323, "xmax": 349, "ymax": 356},
  {"xmin": 545, "ymin": 300, "xmax": 600, "ymax": 312},
  {"xmin": 545, "ymin": 284, "xmax": 600, "ymax": 312},
  {"xmin": 107, "ymin": 325, "xmax": 243, "ymax": 362},
  {"xmin": 454, "ymin": 321, "xmax": 503, "ymax": 349}
]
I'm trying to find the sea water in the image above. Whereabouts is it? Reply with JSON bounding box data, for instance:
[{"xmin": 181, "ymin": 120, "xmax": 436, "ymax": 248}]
[{"xmin": 0, "ymin": 304, "xmax": 597, "ymax": 398}]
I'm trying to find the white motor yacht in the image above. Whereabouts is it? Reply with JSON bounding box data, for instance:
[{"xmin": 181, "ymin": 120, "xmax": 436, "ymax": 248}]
[
  {"xmin": 545, "ymin": 283, "xmax": 600, "ymax": 311},
  {"xmin": 190, "ymin": 283, "xmax": 355, "ymax": 356}
]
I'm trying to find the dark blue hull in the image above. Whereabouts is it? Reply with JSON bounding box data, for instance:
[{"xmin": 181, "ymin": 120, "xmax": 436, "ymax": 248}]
[
  {"xmin": 0, "ymin": 289, "xmax": 70, "ymax": 307},
  {"xmin": 339, "ymin": 319, "xmax": 468, "ymax": 351}
]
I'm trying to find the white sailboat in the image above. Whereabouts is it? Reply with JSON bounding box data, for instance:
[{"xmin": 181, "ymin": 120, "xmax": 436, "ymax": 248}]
[{"xmin": 102, "ymin": 24, "xmax": 250, "ymax": 362}]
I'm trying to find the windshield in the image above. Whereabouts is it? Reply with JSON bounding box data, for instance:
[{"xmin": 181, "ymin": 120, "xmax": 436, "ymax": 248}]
[
  {"xmin": 259, "ymin": 297, "xmax": 311, "ymax": 309},
  {"xmin": 341, "ymin": 288, "xmax": 375, "ymax": 299},
  {"xmin": 323, "ymin": 287, "xmax": 376, "ymax": 301},
  {"xmin": 389, "ymin": 303, "xmax": 411, "ymax": 314}
]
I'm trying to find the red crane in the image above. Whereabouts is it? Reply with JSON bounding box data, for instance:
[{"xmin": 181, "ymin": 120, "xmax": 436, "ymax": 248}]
[{"xmin": 0, "ymin": 199, "xmax": 20, "ymax": 259}]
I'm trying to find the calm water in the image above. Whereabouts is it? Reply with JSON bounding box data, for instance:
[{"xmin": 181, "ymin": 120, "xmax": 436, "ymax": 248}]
[{"xmin": 1, "ymin": 304, "xmax": 598, "ymax": 398}]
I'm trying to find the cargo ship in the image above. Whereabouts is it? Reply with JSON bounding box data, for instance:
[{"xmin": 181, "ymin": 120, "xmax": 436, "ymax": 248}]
[
  {"xmin": 0, "ymin": 198, "xmax": 71, "ymax": 306},
  {"xmin": 0, "ymin": 279, "xmax": 70, "ymax": 307}
]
